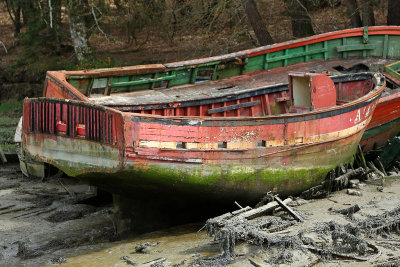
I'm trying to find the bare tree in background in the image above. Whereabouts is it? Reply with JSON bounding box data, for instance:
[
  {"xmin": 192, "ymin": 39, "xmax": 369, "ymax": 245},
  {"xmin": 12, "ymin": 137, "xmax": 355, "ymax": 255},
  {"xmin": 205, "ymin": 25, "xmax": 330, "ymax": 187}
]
[
  {"xmin": 285, "ymin": 0, "xmax": 315, "ymax": 38},
  {"xmin": 345, "ymin": 0, "xmax": 362, "ymax": 28},
  {"xmin": 241, "ymin": 0, "xmax": 273, "ymax": 45},
  {"xmin": 4, "ymin": 0, "xmax": 21, "ymax": 36},
  {"xmin": 388, "ymin": 0, "xmax": 400, "ymax": 26},
  {"xmin": 360, "ymin": 0, "xmax": 375, "ymax": 26},
  {"xmin": 67, "ymin": 0, "xmax": 93, "ymax": 62}
]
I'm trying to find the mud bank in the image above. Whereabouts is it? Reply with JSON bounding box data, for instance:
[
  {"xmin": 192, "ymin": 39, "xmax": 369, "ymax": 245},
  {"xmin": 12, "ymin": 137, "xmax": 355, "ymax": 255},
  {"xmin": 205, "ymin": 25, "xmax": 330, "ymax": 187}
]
[
  {"xmin": 54, "ymin": 176, "xmax": 400, "ymax": 266},
  {"xmin": 0, "ymin": 163, "xmax": 116, "ymax": 266},
  {"xmin": 3, "ymin": 163, "xmax": 400, "ymax": 266}
]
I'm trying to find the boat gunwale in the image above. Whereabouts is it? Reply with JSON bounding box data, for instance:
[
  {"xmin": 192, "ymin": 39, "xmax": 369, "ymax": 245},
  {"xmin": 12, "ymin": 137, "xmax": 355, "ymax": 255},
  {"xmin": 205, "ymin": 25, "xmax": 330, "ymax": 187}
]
[
  {"xmin": 27, "ymin": 73, "xmax": 385, "ymax": 122},
  {"xmin": 60, "ymin": 26, "xmax": 400, "ymax": 77}
]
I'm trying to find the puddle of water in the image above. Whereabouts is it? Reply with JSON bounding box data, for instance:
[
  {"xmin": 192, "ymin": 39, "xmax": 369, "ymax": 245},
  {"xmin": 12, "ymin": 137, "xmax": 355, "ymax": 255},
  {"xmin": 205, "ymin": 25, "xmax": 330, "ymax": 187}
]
[{"xmin": 56, "ymin": 224, "xmax": 219, "ymax": 267}]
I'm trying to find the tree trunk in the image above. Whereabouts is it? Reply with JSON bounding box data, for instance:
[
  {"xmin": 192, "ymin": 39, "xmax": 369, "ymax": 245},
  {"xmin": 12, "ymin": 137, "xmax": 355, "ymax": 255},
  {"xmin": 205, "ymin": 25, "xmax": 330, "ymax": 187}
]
[
  {"xmin": 241, "ymin": 0, "xmax": 274, "ymax": 46},
  {"xmin": 5, "ymin": 0, "xmax": 22, "ymax": 36},
  {"xmin": 67, "ymin": 0, "xmax": 93, "ymax": 62},
  {"xmin": 345, "ymin": 0, "xmax": 362, "ymax": 28},
  {"xmin": 361, "ymin": 0, "xmax": 375, "ymax": 26},
  {"xmin": 114, "ymin": 0, "xmax": 122, "ymax": 10},
  {"xmin": 388, "ymin": 0, "xmax": 400, "ymax": 25},
  {"xmin": 51, "ymin": 0, "xmax": 63, "ymax": 55},
  {"xmin": 285, "ymin": 0, "xmax": 315, "ymax": 38},
  {"xmin": 20, "ymin": 1, "xmax": 35, "ymax": 26}
]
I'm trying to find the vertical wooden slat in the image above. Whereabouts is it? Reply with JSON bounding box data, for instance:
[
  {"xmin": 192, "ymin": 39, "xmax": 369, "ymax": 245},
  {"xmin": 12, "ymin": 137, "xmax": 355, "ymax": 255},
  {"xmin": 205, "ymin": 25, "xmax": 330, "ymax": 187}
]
[
  {"xmin": 44, "ymin": 101, "xmax": 47, "ymax": 133},
  {"xmin": 51, "ymin": 102, "xmax": 56, "ymax": 134},
  {"xmin": 190, "ymin": 68, "xmax": 199, "ymax": 84},
  {"xmin": 67, "ymin": 103, "xmax": 70, "ymax": 136},
  {"xmin": 383, "ymin": 34, "xmax": 389, "ymax": 59},
  {"xmin": 264, "ymin": 53, "xmax": 269, "ymax": 70},
  {"xmin": 60, "ymin": 103, "xmax": 63, "ymax": 122},
  {"xmin": 98, "ymin": 110, "xmax": 101, "ymax": 141},
  {"xmin": 211, "ymin": 64, "xmax": 218, "ymax": 80},
  {"xmin": 284, "ymin": 49, "xmax": 288, "ymax": 66},
  {"xmin": 99, "ymin": 110, "xmax": 103, "ymax": 143},
  {"xmin": 305, "ymin": 44, "xmax": 309, "ymax": 62},
  {"xmin": 89, "ymin": 107, "xmax": 92, "ymax": 140},
  {"xmin": 44, "ymin": 102, "xmax": 47, "ymax": 133},
  {"xmin": 90, "ymin": 108, "xmax": 95, "ymax": 140},
  {"xmin": 109, "ymin": 114, "xmax": 114, "ymax": 144},
  {"xmin": 47, "ymin": 102, "xmax": 50, "ymax": 133},
  {"xmin": 342, "ymin": 38, "xmax": 348, "ymax": 59},
  {"xmin": 42, "ymin": 101, "xmax": 44, "ymax": 133},
  {"xmin": 30, "ymin": 102, "xmax": 34, "ymax": 132},
  {"xmin": 72, "ymin": 105, "xmax": 76, "ymax": 137},
  {"xmin": 85, "ymin": 107, "xmax": 89, "ymax": 140},
  {"xmin": 104, "ymin": 111, "xmax": 108, "ymax": 144},
  {"xmin": 95, "ymin": 109, "xmax": 99, "ymax": 141},
  {"xmin": 36, "ymin": 102, "xmax": 39, "ymax": 132},
  {"xmin": 40, "ymin": 102, "xmax": 43, "ymax": 133}
]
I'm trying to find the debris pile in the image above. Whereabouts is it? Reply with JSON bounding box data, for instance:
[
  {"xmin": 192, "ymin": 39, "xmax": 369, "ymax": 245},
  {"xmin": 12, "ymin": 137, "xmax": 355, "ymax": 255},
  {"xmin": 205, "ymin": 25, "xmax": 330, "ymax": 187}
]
[{"xmin": 202, "ymin": 143, "xmax": 400, "ymax": 265}]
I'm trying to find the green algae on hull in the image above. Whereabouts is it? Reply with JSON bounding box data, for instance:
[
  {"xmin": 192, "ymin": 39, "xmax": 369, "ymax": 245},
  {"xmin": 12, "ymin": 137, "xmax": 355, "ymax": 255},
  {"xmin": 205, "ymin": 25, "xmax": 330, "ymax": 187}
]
[{"xmin": 77, "ymin": 163, "xmax": 334, "ymax": 202}]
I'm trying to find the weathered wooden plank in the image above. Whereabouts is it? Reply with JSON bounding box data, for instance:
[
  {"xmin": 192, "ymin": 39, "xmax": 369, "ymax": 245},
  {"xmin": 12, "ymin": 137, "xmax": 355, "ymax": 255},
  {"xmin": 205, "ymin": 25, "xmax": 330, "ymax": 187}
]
[
  {"xmin": 239, "ymin": 198, "xmax": 293, "ymax": 220},
  {"xmin": 207, "ymin": 101, "xmax": 261, "ymax": 115},
  {"xmin": 336, "ymin": 44, "xmax": 376, "ymax": 52},
  {"xmin": 383, "ymin": 34, "xmax": 389, "ymax": 58},
  {"xmin": 266, "ymin": 48, "xmax": 327, "ymax": 63},
  {"xmin": 275, "ymin": 196, "xmax": 303, "ymax": 222},
  {"xmin": 111, "ymin": 75, "xmax": 176, "ymax": 87}
]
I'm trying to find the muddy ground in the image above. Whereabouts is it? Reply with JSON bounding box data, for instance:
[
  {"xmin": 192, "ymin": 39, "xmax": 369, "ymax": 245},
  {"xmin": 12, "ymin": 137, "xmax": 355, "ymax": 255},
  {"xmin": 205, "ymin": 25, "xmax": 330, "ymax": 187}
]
[
  {"xmin": 2, "ymin": 163, "xmax": 400, "ymax": 266},
  {"xmin": 0, "ymin": 163, "xmax": 116, "ymax": 266}
]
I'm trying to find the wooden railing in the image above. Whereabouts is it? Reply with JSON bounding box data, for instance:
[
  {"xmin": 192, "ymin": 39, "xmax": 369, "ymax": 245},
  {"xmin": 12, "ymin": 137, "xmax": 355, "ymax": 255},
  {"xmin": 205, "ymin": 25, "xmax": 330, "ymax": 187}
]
[{"xmin": 24, "ymin": 98, "xmax": 117, "ymax": 145}]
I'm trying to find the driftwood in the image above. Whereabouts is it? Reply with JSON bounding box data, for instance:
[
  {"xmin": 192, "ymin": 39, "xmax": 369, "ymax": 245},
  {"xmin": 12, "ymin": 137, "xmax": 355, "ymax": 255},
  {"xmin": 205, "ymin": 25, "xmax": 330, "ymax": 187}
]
[
  {"xmin": 209, "ymin": 205, "xmax": 252, "ymax": 224},
  {"xmin": 142, "ymin": 258, "xmax": 166, "ymax": 266},
  {"xmin": 275, "ymin": 196, "xmax": 303, "ymax": 222},
  {"xmin": 120, "ymin": 256, "xmax": 136, "ymax": 266},
  {"xmin": 301, "ymin": 167, "xmax": 366, "ymax": 199},
  {"xmin": 239, "ymin": 198, "xmax": 292, "ymax": 220},
  {"xmin": 307, "ymin": 246, "xmax": 369, "ymax": 261},
  {"xmin": 0, "ymin": 146, "xmax": 7, "ymax": 164},
  {"xmin": 368, "ymin": 161, "xmax": 385, "ymax": 178},
  {"xmin": 336, "ymin": 204, "xmax": 360, "ymax": 216}
]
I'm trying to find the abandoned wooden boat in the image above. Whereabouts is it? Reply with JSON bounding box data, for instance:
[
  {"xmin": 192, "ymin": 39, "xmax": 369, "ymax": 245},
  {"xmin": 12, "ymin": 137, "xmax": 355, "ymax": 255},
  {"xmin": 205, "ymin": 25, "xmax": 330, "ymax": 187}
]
[
  {"xmin": 359, "ymin": 61, "xmax": 400, "ymax": 152},
  {"xmin": 21, "ymin": 71, "xmax": 384, "ymax": 201},
  {"xmin": 19, "ymin": 26, "xmax": 400, "ymax": 202}
]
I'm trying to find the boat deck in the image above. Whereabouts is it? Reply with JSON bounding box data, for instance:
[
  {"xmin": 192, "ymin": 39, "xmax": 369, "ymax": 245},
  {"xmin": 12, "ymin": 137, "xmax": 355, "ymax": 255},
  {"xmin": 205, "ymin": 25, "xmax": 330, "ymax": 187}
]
[{"xmin": 89, "ymin": 58, "xmax": 395, "ymax": 107}]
